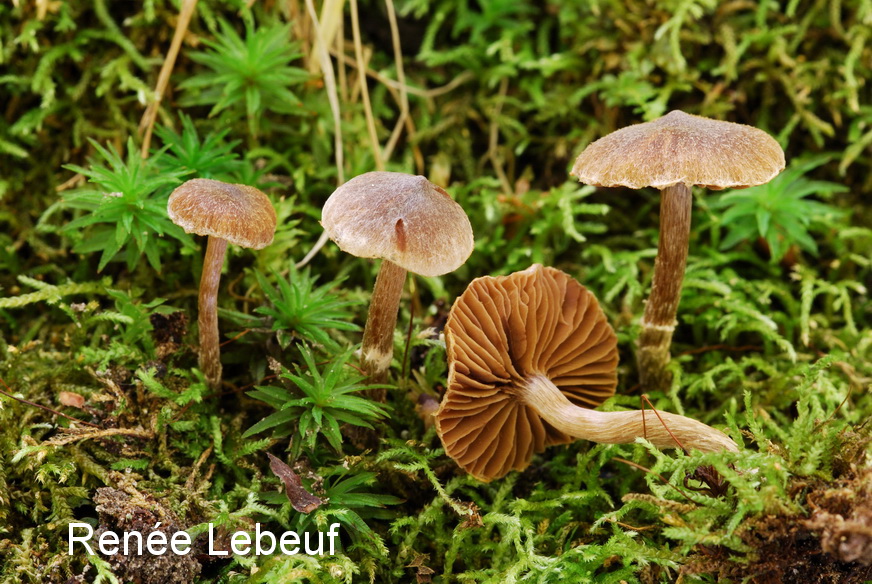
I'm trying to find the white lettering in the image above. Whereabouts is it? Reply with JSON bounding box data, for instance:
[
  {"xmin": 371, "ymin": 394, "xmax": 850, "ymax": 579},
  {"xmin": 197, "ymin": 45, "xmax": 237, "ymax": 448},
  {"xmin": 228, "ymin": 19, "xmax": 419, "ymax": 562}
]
[
  {"xmin": 146, "ymin": 524, "xmax": 167, "ymax": 556},
  {"xmin": 68, "ymin": 522, "xmax": 94, "ymax": 555},
  {"xmin": 230, "ymin": 531, "xmax": 251, "ymax": 555},
  {"xmin": 303, "ymin": 531, "xmax": 323, "ymax": 555},
  {"xmin": 327, "ymin": 523, "xmax": 340, "ymax": 555},
  {"xmin": 123, "ymin": 531, "xmax": 143, "ymax": 556},
  {"xmin": 255, "ymin": 523, "xmax": 275, "ymax": 555},
  {"xmin": 124, "ymin": 531, "xmax": 142, "ymax": 556},
  {"xmin": 279, "ymin": 530, "xmax": 300, "ymax": 555},
  {"xmin": 208, "ymin": 523, "xmax": 228, "ymax": 556},
  {"xmin": 99, "ymin": 530, "xmax": 119, "ymax": 555},
  {"xmin": 170, "ymin": 531, "xmax": 191, "ymax": 555}
]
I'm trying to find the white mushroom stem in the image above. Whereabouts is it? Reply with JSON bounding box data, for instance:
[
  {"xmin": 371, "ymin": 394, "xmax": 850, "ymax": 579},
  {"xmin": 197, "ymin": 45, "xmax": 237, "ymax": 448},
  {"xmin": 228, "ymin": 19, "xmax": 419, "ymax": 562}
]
[
  {"xmin": 361, "ymin": 259, "xmax": 407, "ymax": 389},
  {"xmin": 638, "ymin": 182, "xmax": 692, "ymax": 391},
  {"xmin": 520, "ymin": 374, "xmax": 738, "ymax": 453},
  {"xmin": 199, "ymin": 236, "xmax": 228, "ymax": 391}
]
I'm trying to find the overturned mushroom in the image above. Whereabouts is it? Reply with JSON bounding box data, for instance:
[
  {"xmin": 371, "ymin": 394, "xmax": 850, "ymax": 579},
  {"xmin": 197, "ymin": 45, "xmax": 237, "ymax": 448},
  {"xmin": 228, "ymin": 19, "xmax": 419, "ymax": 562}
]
[
  {"xmin": 321, "ymin": 171, "xmax": 474, "ymax": 388},
  {"xmin": 168, "ymin": 178, "xmax": 277, "ymax": 390},
  {"xmin": 571, "ymin": 110, "xmax": 785, "ymax": 391},
  {"xmin": 435, "ymin": 264, "xmax": 737, "ymax": 482}
]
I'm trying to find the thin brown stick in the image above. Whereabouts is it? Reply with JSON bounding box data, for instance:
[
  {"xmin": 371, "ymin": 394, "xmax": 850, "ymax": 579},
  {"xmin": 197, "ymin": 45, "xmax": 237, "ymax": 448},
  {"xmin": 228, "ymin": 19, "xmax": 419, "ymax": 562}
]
[
  {"xmin": 295, "ymin": 0, "xmax": 347, "ymax": 271},
  {"xmin": 334, "ymin": 43, "xmax": 424, "ymax": 172},
  {"xmin": 0, "ymin": 376, "xmax": 101, "ymax": 428},
  {"xmin": 233, "ymin": 374, "xmax": 280, "ymax": 394},
  {"xmin": 612, "ymin": 457, "xmax": 697, "ymax": 504},
  {"xmin": 401, "ymin": 277, "xmax": 416, "ymax": 382},
  {"xmin": 678, "ymin": 344, "xmax": 761, "ymax": 356},
  {"xmin": 328, "ymin": 48, "xmax": 475, "ymax": 99},
  {"xmin": 812, "ymin": 384, "xmax": 855, "ymax": 433},
  {"xmin": 487, "ymin": 77, "xmax": 513, "ymax": 195},
  {"xmin": 336, "ymin": 18, "xmax": 348, "ymax": 103},
  {"xmin": 55, "ymin": 173, "xmax": 85, "ymax": 193},
  {"xmin": 641, "ymin": 394, "xmax": 688, "ymax": 453},
  {"xmin": 603, "ymin": 518, "xmax": 658, "ymax": 532},
  {"xmin": 220, "ymin": 328, "xmax": 251, "ymax": 348},
  {"xmin": 46, "ymin": 426, "xmax": 154, "ymax": 446},
  {"xmin": 138, "ymin": 0, "xmax": 199, "ymax": 158},
  {"xmin": 295, "ymin": 230, "xmax": 330, "ymax": 269},
  {"xmin": 185, "ymin": 445, "xmax": 214, "ymax": 491},
  {"xmin": 304, "ymin": 0, "xmax": 345, "ymax": 183},
  {"xmin": 349, "ymin": 0, "xmax": 384, "ymax": 170},
  {"xmin": 305, "ymin": 0, "xmax": 343, "ymax": 73},
  {"xmin": 381, "ymin": 0, "xmax": 409, "ymax": 162}
]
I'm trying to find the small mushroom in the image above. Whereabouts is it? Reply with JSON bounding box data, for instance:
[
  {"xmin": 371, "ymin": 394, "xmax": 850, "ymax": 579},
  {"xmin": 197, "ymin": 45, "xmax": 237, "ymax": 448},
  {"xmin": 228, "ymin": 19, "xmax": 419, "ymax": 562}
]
[
  {"xmin": 435, "ymin": 264, "xmax": 737, "ymax": 482},
  {"xmin": 571, "ymin": 110, "xmax": 785, "ymax": 391},
  {"xmin": 321, "ymin": 171, "xmax": 474, "ymax": 388},
  {"xmin": 168, "ymin": 178, "xmax": 277, "ymax": 390}
]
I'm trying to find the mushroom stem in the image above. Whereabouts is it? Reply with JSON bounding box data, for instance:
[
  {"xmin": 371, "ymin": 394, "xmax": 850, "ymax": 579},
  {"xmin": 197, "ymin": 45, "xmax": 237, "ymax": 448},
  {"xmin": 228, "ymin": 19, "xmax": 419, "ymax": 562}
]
[
  {"xmin": 361, "ymin": 259, "xmax": 407, "ymax": 392},
  {"xmin": 198, "ymin": 236, "xmax": 228, "ymax": 391},
  {"xmin": 638, "ymin": 183, "xmax": 692, "ymax": 391},
  {"xmin": 520, "ymin": 374, "xmax": 737, "ymax": 453}
]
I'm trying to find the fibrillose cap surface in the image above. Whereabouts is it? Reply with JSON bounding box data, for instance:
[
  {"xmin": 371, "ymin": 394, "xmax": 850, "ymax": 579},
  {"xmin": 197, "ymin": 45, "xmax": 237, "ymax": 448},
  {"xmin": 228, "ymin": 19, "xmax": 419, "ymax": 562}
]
[
  {"xmin": 571, "ymin": 110, "xmax": 785, "ymax": 191},
  {"xmin": 168, "ymin": 178, "xmax": 277, "ymax": 249},
  {"xmin": 435, "ymin": 264, "xmax": 619, "ymax": 482},
  {"xmin": 321, "ymin": 171, "xmax": 474, "ymax": 277}
]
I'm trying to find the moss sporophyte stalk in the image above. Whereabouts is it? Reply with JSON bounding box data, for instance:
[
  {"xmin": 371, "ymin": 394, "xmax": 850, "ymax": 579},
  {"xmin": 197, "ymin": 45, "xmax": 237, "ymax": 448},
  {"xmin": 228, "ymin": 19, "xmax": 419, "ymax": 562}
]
[{"xmin": 68, "ymin": 523, "xmax": 341, "ymax": 557}]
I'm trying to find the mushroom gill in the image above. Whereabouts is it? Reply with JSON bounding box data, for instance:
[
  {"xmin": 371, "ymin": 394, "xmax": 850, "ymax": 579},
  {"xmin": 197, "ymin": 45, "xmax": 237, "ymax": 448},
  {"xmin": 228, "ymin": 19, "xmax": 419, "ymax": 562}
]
[
  {"xmin": 436, "ymin": 264, "xmax": 737, "ymax": 483},
  {"xmin": 436, "ymin": 264, "xmax": 618, "ymax": 482}
]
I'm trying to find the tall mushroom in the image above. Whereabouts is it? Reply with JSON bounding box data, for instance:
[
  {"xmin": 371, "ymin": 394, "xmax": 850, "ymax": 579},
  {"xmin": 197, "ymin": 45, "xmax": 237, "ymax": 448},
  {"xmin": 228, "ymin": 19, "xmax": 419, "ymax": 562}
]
[
  {"xmin": 435, "ymin": 264, "xmax": 737, "ymax": 482},
  {"xmin": 321, "ymin": 171, "xmax": 474, "ymax": 389},
  {"xmin": 571, "ymin": 110, "xmax": 785, "ymax": 391},
  {"xmin": 168, "ymin": 178, "xmax": 277, "ymax": 390}
]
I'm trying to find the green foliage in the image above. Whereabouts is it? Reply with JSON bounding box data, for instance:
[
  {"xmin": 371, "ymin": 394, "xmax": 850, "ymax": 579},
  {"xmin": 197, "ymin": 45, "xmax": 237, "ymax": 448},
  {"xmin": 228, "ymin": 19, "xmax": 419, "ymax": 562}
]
[
  {"xmin": 138, "ymin": 367, "xmax": 209, "ymax": 408},
  {"xmin": 602, "ymin": 357, "xmax": 864, "ymax": 571},
  {"xmin": 710, "ymin": 157, "xmax": 849, "ymax": 263},
  {"xmin": 102, "ymin": 289, "xmax": 174, "ymax": 346},
  {"xmin": 153, "ymin": 113, "xmax": 244, "ymax": 180},
  {"xmin": 454, "ymin": 179, "xmax": 612, "ymax": 277},
  {"xmin": 254, "ymin": 267, "xmax": 360, "ymax": 352},
  {"xmin": 0, "ymin": 276, "xmax": 108, "ymax": 310},
  {"xmin": 680, "ymin": 259, "xmax": 798, "ymax": 363},
  {"xmin": 74, "ymin": 288, "xmax": 176, "ymax": 367},
  {"xmin": 178, "ymin": 16, "xmax": 310, "ymax": 138},
  {"xmin": 581, "ymin": 245, "xmax": 657, "ymax": 311},
  {"xmin": 1, "ymin": 1, "xmax": 871, "ymax": 583},
  {"xmin": 287, "ymin": 466, "xmax": 402, "ymax": 559},
  {"xmin": 245, "ymin": 346, "xmax": 388, "ymax": 459},
  {"xmin": 59, "ymin": 137, "xmax": 193, "ymax": 272}
]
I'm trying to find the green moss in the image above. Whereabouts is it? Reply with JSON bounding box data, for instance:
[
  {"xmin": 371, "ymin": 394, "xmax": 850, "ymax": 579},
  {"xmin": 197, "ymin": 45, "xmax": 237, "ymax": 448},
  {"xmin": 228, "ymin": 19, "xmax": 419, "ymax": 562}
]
[{"xmin": 1, "ymin": 0, "xmax": 870, "ymax": 582}]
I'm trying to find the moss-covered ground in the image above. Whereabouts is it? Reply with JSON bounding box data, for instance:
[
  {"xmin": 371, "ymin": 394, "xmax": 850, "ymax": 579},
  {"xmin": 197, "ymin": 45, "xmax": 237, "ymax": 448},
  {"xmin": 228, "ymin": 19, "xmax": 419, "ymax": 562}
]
[{"xmin": 0, "ymin": 1, "xmax": 870, "ymax": 582}]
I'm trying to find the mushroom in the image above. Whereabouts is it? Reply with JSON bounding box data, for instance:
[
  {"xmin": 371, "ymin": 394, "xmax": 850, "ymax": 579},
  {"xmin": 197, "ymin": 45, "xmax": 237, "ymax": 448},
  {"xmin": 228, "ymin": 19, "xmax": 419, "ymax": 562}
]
[
  {"xmin": 571, "ymin": 110, "xmax": 785, "ymax": 391},
  {"xmin": 168, "ymin": 178, "xmax": 277, "ymax": 390},
  {"xmin": 321, "ymin": 171, "xmax": 474, "ymax": 389},
  {"xmin": 435, "ymin": 264, "xmax": 737, "ymax": 482}
]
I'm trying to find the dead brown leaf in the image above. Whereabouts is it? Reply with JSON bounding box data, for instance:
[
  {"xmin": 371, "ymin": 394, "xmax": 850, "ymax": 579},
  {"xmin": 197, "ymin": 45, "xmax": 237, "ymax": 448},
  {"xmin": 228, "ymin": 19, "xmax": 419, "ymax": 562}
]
[{"xmin": 267, "ymin": 453, "xmax": 323, "ymax": 513}]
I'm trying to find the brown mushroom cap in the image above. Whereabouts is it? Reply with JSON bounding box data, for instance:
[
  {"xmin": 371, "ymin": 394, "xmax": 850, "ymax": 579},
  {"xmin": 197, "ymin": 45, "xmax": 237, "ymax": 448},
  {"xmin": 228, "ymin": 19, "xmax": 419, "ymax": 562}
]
[
  {"xmin": 571, "ymin": 110, "xmax": 786, "ymax": 191},
  {"xmin": 168, "ymin": 178, "xmax": 277, "ymax": 249},
  {"xmin": 435, "ymin": 264, "xmax": 618, "ymax": 482},
  {"xmin": 321, "ymin": 171, "xmax": 474, "ymax": 277}
]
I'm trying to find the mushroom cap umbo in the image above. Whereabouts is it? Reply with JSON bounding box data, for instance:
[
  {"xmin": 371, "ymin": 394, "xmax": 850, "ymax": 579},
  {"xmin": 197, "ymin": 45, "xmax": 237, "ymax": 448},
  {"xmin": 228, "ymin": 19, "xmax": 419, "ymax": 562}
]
[
  {"xmin": 571, "ymin": 110, "xmax": 785, "ymax": 191},
  {"xmin": 435, "ymin": 264, "xmax": 618, "ymax": 482},
  {"xmin": 321, "ymin": 171, "xmax": 474, "ymax": 277},
  {"xmin": 168, "ymin": 178, "xmax": 277, "ymax": 249}
]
